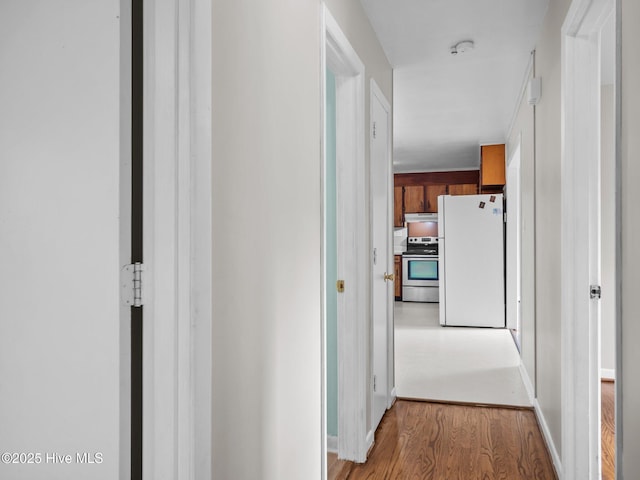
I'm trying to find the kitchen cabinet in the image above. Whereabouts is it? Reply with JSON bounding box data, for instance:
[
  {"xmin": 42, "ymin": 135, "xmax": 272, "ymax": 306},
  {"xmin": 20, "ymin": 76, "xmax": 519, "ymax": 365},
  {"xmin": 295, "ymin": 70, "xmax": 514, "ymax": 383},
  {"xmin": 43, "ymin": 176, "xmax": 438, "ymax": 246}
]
[
  {"xmin": 449, "ymin": 183, "xmax": 478, "ymax": 195},
  {"xmin": 403, "ymin": 185, "xmax": 424, "ymax": 213},
  {"xmin": 394, "ymin": 186, "xmax": 404, "ymax": 227},
  {"xmin": 394, "ymin": 255, "xmax": 402, "ymax": 300},
  {"xmin": 425, "ymin": 184, "xmax": 447, "ymax": 212},
  {"xmin": 481, "ymin": 144, "xmax": 506, "ymax": 188},
  {"xmin": 394, "ymin": 170, "xmax": 480, "ymax": 225}
]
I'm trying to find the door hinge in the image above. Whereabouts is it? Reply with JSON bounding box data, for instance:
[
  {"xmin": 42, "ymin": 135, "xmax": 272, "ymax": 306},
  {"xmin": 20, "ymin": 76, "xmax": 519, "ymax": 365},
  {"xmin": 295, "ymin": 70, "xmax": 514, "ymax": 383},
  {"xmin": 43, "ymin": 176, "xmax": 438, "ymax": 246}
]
[
  {"xmin": 122, "ymin": 263, "xmax": 145, "ymax": 307},
  {"xmin": 373, "ymin": 375, "xmax": 377, "ymax": 392},
  {"xmin": 590, "ymin": 285, "xmax": 602, "ymax": 299},
  {"xmin": 372, "ymin": 121, "xmax": 377, "ymax": 139}
]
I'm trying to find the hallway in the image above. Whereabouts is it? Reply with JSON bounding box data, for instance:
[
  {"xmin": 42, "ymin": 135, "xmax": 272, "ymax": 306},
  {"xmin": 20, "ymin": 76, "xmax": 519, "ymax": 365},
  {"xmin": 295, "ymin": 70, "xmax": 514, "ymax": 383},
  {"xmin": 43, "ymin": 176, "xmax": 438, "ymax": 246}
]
[{"xmin": 328, "ymin": 400, "xmax": 556, "ymax": 479}]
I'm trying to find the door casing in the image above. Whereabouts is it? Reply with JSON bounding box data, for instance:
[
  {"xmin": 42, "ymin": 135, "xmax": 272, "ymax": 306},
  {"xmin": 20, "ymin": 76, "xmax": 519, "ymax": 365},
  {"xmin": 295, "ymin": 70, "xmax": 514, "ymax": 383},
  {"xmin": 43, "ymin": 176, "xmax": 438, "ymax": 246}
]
[
  {"xmin": 142, "ymin": 0, "xmax": 212, "ymax": 478},
  {"xmin": 560, "ymin": 0, "xmax": 614, "ymax": 477},
  {"xmin": 506, "ymin": 141, "xmax": 522, "ymax": 339},
  {"xmin": 321, "ymin": 4, "xmax": 369, "ymax": 465}
]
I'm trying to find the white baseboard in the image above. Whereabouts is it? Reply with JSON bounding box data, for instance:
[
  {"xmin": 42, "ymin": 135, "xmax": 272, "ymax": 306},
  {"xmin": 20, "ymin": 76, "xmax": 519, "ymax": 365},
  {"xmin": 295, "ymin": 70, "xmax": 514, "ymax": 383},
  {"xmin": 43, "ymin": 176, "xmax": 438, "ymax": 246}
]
[
  {"xmin": 365, "ymin": 429, "xmax": 374, "ymax": 458},
  {"xmin": 327, "ymin": 435, "xmax": 338, "ymax": 454},
  {"xmin": 519, "ymin": 362, "xmax": 535, "ymax": 405},
  {"xmin": 388, "ymin": 387, "xmax": 397, "ymax": 408},
  {"xmin": 533, "ymin": 398, "xmax": 563, "ymax": 479},
  {"xmin": 600, "ymin": 368, "xmax": 615, "ymax": 381}
]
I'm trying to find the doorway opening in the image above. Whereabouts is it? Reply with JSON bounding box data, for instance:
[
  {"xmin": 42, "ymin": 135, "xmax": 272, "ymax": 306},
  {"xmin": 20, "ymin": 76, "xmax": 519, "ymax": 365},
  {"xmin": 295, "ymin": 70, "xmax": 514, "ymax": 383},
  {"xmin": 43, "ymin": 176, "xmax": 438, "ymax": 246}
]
[
  {"xmin": 560, "ymin": 0, "xmax": 617, "ymax": 478},
  {"xmin": 394, "ymin": 154, "xmax": 528, "ymax": 407},
  {"xmin": 322, "ymin": 4, "xmax": 368, "ymax": 473}
]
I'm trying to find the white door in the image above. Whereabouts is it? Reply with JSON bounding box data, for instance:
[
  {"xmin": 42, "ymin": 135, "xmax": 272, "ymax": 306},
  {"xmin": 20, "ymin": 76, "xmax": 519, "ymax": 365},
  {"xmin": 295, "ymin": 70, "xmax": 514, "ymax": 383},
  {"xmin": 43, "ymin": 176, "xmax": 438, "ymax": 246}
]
[
  {"xmin": 506, "ymin": 145, "xmax": 522, "ymax": 338},
  {"xmin": 0, "ymin": 2, "xmax": 129, "ymax": 479},
  {"xmin": 370, "ymin": 81, "xmax": 392, "ymax": 430}
]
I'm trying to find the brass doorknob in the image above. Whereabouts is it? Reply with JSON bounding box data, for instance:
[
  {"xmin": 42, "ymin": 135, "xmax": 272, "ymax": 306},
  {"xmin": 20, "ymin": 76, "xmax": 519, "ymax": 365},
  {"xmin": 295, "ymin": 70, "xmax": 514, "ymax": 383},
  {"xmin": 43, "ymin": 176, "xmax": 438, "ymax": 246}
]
[{"xmin": 384, "ymin": 273, "xmax": 395, "ymax": 282}]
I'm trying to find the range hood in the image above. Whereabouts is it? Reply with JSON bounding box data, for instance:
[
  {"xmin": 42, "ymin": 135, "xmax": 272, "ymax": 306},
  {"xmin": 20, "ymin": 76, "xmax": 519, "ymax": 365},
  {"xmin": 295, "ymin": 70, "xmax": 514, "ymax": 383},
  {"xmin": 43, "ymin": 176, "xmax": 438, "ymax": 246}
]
[{"xmin": 404, "ymin": 213, "xmax": 438, "ymax": 222}]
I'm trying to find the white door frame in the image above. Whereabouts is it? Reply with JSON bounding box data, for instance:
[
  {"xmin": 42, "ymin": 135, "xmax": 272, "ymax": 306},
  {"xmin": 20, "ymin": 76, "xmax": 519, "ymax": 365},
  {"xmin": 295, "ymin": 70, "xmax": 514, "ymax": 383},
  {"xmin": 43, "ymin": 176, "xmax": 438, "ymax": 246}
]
[
  {"xmin": 143, "ymin": 0, "xmax": 212, "ymax": 478},
  {"xmin": 369, "ymin": 79, "xmax": 396, "ymax": 410},
  {"xmin": 561, "ymin": 0, "xmax": 612, "ymax": 478},
  {"xmin": 506, "ymin": 139, "xmax": 522, "ymax": 337},
  {"xmin": 321, "ymin": 4, "xmax": 369, "ymax": 464}
]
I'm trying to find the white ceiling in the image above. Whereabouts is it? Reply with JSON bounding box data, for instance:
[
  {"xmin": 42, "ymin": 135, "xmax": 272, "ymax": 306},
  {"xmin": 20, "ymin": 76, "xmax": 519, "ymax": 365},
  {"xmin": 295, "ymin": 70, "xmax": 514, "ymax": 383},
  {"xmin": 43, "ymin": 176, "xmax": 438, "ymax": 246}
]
[{"xmin": 360, "ymin": 0, "xmax": 550, "ymax": 173}]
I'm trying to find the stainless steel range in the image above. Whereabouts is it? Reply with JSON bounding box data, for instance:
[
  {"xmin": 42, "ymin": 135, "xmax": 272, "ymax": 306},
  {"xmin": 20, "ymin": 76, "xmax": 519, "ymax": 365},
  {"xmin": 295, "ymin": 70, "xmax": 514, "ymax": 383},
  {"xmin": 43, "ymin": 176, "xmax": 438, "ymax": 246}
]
[{"xmin": 402, "ymin": 236, "xmax": 439, "ymax": 303}]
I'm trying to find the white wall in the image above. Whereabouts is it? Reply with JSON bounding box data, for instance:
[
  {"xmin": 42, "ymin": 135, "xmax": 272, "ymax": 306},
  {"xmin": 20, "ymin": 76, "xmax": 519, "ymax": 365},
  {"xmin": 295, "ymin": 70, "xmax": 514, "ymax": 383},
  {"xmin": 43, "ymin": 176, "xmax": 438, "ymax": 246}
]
[
  {"xmin": 600, "ymin": 85, "xmax": 616, "ymax": 375},
  {"xmin": 210, "ymin": 1, "xmax": 391, "ymax": 476},
  {"xmin": 530, "ymin": 0, "xmax": 572, "ymax": 457},
  {"xmin": 0, "ymin": 1, "xmax": 123, "ymax": 479},
  {"xmin": 211, "ymin": 1, "xmax": 322, "ymax": 477},
  {"xmin": 620, "ymin": 0, "xmax": 640, "ymax": 475}
]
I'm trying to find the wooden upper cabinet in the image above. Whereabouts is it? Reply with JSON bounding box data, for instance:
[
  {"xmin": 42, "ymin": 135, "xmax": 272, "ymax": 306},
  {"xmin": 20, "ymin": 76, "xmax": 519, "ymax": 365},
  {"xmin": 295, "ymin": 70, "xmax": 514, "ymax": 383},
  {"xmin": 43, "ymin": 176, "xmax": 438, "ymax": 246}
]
[
  {"xmin": 481, "ymin": 144, "xmax": 506, "ymax": 186},
  {"xmin": 425, "ymin": 184, "xmax": 447, "ymax": 212},
  {"xmin": 394, "ymin": 170, "xmax": 481, "ymax": 218},
  {"xmin": 449, "ymin": 183, "xmax": 478, "ymax": 195},
  {"xmin": 394, "ymin": 186, "xmax": 404, "ymax": 227},
  {"xmin": 404, "ymin": 185, "xmax": 425, "ymax": 213}
]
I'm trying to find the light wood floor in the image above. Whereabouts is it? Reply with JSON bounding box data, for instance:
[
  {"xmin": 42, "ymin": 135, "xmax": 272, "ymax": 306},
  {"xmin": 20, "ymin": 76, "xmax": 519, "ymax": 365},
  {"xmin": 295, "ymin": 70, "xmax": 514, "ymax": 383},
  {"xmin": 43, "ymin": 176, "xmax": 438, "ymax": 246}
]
[
  {"xmin": 602, "ymin": 380, "xmax": 615, "ymax": 480},
  {"xmin": 327, "ymin": 399, "xmax": 557, "ymax": 479}
]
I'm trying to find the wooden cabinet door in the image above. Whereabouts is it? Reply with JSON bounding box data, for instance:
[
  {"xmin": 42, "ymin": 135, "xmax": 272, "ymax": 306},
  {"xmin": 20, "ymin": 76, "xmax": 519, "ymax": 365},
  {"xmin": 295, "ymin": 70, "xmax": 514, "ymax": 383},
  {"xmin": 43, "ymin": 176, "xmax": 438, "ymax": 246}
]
[
  {"xmin": 394, "ymin": 186, "xmax": 404, "ymax": 226},
  {"xmin": 394, "ymin": 255, "xmax": 402, "ymax": 299},
  {"xmin": 425, "ymin": 184, "xmax": 447, "ymax": 212},
  {"xmin": 404, "ymin": 185, "xmax": 425, "ymax": 213},
  {"xmin": 481, "ymin": 144, "xmax": 506, "ymax": 186},
  {"xmin": 449, "ymin": 183, "xmax": 478, "ymax": 195}
]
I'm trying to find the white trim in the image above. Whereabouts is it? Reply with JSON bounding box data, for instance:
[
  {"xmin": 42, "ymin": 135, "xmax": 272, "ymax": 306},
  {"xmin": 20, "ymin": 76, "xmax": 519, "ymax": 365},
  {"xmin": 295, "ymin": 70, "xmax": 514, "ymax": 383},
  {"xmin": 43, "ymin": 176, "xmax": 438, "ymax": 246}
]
[
  {"xmin": 143, "ymin": 0, "xmax": 212, "ymax": 478},
  {"xmin": 322, "ymin": 4, "xmax": 368, "ymax": 464},
  {"xmin": 506, "ymin": 141, "xmax": 522, "ymax": 334},
  {"xmin": 320, "ymin": 7, "xmax": 328, "ymax": 478},
  {"xmin": 190, "ymin": 0, "xmax": 213, "ymax": 478},
  {"xmin": 365, "ymin": 429, "xmax": 375, "ymax": 456},
  {"xmin": 389, "ymin": 387, "xmax": 397, "ymax": 409},
  {"xmin": 561, "ymin": 1, "xmax": 612, "ymax": 479},
  {"xmin": 118, "ymin": 1, "xmax": 133, "ymax": 477},
  {"xmin": 506, "ymin": 53, "xmax": 534, "ymax": 140},
  {"xmin": 519, "ymin": 362, "xmax": 535, "ymax": 405},
  {"xmin": 533, "ymin": 398, "xmax": 563, "ymax": 478},
  {"xmin": 600, "ymin": 369, "xmax": 615, "ymax": 381}
]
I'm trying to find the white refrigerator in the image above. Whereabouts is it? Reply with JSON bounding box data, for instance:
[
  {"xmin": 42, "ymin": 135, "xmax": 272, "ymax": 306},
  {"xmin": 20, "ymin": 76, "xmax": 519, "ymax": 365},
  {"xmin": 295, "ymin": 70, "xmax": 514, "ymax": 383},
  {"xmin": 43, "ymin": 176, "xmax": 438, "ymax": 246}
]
[{"xmin": 438, "ymin": 194, "xmax": 505, "ymax": 327}]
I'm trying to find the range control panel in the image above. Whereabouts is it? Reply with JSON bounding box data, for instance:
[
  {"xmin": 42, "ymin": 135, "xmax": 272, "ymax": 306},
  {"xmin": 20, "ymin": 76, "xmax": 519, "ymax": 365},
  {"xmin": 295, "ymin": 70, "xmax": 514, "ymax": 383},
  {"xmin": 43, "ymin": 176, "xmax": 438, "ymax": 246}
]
[{"xmin": 408, "ymin": 236, "xmax": 438, "ymax": 245}]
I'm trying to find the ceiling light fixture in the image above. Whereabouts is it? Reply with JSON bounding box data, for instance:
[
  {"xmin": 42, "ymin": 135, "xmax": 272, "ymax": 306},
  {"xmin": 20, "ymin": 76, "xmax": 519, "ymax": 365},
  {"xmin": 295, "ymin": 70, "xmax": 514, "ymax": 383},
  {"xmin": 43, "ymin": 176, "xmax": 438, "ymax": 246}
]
[{"xmin": 450, "ymin": 40, "xmax": 475, "ymax": 55}]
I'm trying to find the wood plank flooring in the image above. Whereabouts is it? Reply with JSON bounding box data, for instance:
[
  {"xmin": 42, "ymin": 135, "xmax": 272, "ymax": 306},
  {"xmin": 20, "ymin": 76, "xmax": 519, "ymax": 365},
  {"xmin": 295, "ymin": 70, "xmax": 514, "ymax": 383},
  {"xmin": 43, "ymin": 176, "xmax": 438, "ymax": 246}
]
[
  {"xmin": 328, "ymin": 400, "xmax": 556, "ymax": 480},
  {"xmin": 328, "ymin": 452, "xmax": 353, "ymax": 480},
  {"xmin": 601, "ymin": 380, "xmax": 615, "ymax": 480}
]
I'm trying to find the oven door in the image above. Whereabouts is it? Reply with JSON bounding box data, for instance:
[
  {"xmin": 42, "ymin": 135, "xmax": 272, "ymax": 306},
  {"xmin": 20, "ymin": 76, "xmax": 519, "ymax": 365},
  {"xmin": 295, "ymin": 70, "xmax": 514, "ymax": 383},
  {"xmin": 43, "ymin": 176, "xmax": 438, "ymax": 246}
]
[{"xmin": 402, "ymin": 255, "xmax": 439, "ymax": 287}]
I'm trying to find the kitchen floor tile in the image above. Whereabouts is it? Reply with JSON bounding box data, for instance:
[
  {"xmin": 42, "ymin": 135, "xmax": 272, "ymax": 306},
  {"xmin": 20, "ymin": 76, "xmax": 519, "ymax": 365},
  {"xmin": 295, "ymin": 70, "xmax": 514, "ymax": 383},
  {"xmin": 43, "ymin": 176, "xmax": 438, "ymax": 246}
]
[{"xmin": 394, "ymin": 301, "xmax": 531, "ymax": 407}]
